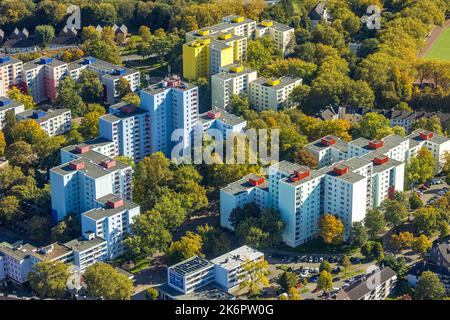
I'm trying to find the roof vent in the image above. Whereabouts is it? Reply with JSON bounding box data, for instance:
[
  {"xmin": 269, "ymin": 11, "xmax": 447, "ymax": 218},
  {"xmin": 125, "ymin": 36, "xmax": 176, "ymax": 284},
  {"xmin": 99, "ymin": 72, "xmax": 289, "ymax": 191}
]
[
  {"xmin": 100, "ymin": 159, "xmax": 116, "ymax": 169},
  {"xmin": 419, "ymin": 131, "xmax": 433, "ymax": 140},
  {"xmin": 32, "ymin": 110, "xmax": 46, "ymax": 119},
  {"xmin": 290, "ymin": 169, "xmax": 310, "ymax": 182},
  {"xmin": 333, "ymin": 165, "xmax": 349, "ymax": 176},
  {"xmin": 373, "ymin": 156, "xmax": 389, "ymax": 165},
  {"xmin": 121, "ymin": 105, "xmax": 135, "ymax": 114},
  {"xmin": 369, "ymin": 140, "xmax": 384, "ymax": 149},
  {"xmin": 69, "ymin": 160, "xmax": 85, "ymax": 170},
  {"xmin": 0, "ymin": 56, "xmax": 11, "ymax": 64},
  {"xmin": 0, "ymin": 98, "xmax": 11, "ymax": 106},
  {"xmin": 40, "ymin": 57, "xmax": 53, "ymax": 65},
  {"xmin": 107, "ymin": 199, "xmax": 123, "ymax": 208},
  {"xmin": 207, "ymin": 110, "xmax": 221, "ymax": 119},
  {"xmin": 83, "ymin": 56, "xmax": 96, "ymax": 65},
  {"xmin": 249, "ymin": 176, "xmax": 265, "ymax": 186},
  {"xmin": 75, "ymin": 145, "xmax": 90, "ymax": 154},
  {"xmin": 321, "ymin": 137, "xmax": 336, "ymax": 146}
]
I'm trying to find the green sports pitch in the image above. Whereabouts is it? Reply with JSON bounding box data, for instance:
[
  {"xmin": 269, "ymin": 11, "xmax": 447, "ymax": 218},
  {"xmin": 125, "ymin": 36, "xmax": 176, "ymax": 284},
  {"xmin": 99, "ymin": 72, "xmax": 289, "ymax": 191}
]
[{"xmin": 425, "ymin": 27, "xmax": 450, "ymax": 61}]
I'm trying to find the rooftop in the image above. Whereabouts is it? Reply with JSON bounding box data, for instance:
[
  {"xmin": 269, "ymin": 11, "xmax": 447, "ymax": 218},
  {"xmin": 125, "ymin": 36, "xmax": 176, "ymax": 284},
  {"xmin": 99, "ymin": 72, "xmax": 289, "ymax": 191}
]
[
  {"xmin": 65, "ymin": 236, "xmax": 106, "ymax": 253},
  {"xmin": 211, "ymin": 245, "xmax": 264, "ymax": 271},
  {"xmin": 221, "ymin": 173, "xmax": 269, "ymax": 195},
  {"xmin": 23, "ymin": 57, "xmax": 67, "ymax": 70},
  {"xmin": 101, "ymin": 102, "xmax": 148, "ymax": 122},
  {"xmin": 198, "ymin": 107, "xmax": 246, "ymax": 126},
  {"xmin": 144, "ymin": 75, "xmax": 195, "ymax": 94},
  {"xmin": 252, "ymin": 76, "xmax": 302, "ymax": 90},
  {"xmin": 158, "ymin": 283, "xmax": 235, "ymax": 300},
  {"xmin": 306, "ymin": 135, "xmax": 349, "ymax": 153},
  {"xmin": 407, "ymin": 129, "xmax": 449, "ymax": 147},
  {"xmin": 337, "ymin": 267, "xmax": 397, "ymax": 300},
  {"xmin": 83, "ymin": 194, "xmax": 139, "ymax": 221},
  {"xmin": 0, "ymin": 243, "xmax": 36, "ymax": 261},
  {"xmin": 17, "ymin": 108, "xmax": 70, "ymax": 123},
  {"xmin": 30, "ymin": 243, "xmax": 72, "ymax": 262},
  {"xmin": 0, "ymin": 96, "xmax": 23, "ymax": 112},
  {"xmin": 169, "ymin": 256, "xmax": 214, "ymax": 277}
]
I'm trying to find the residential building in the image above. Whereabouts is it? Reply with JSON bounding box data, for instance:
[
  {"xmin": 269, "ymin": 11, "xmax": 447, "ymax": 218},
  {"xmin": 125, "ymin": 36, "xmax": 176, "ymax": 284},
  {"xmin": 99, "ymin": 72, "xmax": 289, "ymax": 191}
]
[
  {"xmin": 197, "ymin": 107, "xmax": 247, "ymax": 140},
  {"xmin": 17, "ymin": 108, "xmax": 72, "ymax": 136},
  {"xmin": 65, "ymin": 233, "xmax": 108, "ymax": 273},
  {"xmin": 0, "ymin": 242, "xmax": 36, "ymax": 284},
  {"xmin": 49, "ymin": 26, "xmax": 80, "ymax": 49},
  {"xmin": 29, "ymin": 243, "xmax": 73, "ymax": 267},
  {"xmin": 220, "ymin": 174, "xmax": 269, "ymax": 230},
  {"xmin": 249, "ymin": 77, "xmax": 302, "ymax": 111},
  {"xmin": 429, "ymin": 238, "xmax": 450, "ymax": 272},
  {"xmin": 22, "ymin": 57, "xmax": 68, "ymax": 103},
  {"xmin": 81, "ymin": 194, "xmax": 140, "ymax": 260},
  {"xmin": 1, "ymin": 28, "xmax": 37, "ymax": 54},
  {"xmin": 305, "ymin": 135, "xmax": 349, "ymax": 169},
  {"xmin": 255, "ymin": 20, "xmax": 295, "ymax": 56},
  {"xmin": 50, "ymin": 145, "xmax": 133, "ymax": 222},
  {"xmin": 407, "ymin": 262, "xmax": 450, "ymax": 295},
  {"xmin": 140, "ymin": 75, "xmax": 199, "ymax": 157},
  {"xmin": 336, "ymin": 267, "xmax": 397, "ymax": 300},
  {"xmin": 61, "ymin": 138, "xmax": 116, "ymax": 162},
  {"xmin": 68, "ymin": 56, "xmax": 140, "ymax": 105},
  {"xmin": 159, "ymin": 245, "xmax": 264, "ymax": 299},
  {"xmin": 309, "ymin": 2, "xmax": 329, "ymax": 31},
  {"xmin": 211, "ymin": 245, "xmax": 264, "ymax": 291},
  {"xmin": 0, "ymin": 55, "xmax": 23, "ymax": 97},
  {"xmin": 99, "ymin": 102, "xmax": 151, "ymax": 162},
  {"xmin": 0, "ymin": 97, "xmax": 24, "ymax": 129},
  {"xmin": 406, "ymin": 129, "xmax": 450, "ymax": 173},
  {"xmin": 211, "ymin": 64, "xmax": 257, "ymax": 109}
]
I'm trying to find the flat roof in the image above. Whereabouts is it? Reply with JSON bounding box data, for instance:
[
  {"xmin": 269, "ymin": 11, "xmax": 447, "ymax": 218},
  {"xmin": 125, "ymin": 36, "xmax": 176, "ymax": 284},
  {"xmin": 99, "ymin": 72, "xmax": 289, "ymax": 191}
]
[
  {"xmin": 62, "ymin": 137, "xmax": 114, "ymax": 154},
  {"xmin": 0, "ymin": 96, "xmax": 23, "ymax": 112},
  {"xmin": 221, "ymin": 173, "xmax": 269, "ymax": 195},
  {"xmin": 18, "ymin": 108, "xmax": 70, "ymax": 123},
  {"xmin": 30, "ymin": 243, "xmax": 72, "ymax": 262},
  {"xmin": 211, "ymin": 245, "xmax": 263, "ymax": 271},
  {"xmin": 407, "ymin": 129, "xmax": 449, "ymax": 146},
  {"xmin": 306, "ymin": 135, "xmax": 349, "ymax": 153},
  {"xmin": 199, "ymin": 108, "xmax": 246, "ymax": 126},
  {"xmin": 169, "ymin": 256, "xmax": 214, "ymax": 277},
  {"xmin": 0, "ymin": 55, "xmax": 21, "ymax": 67},
  {"xmin": 158, "ymin": 283, "xmax": 235, "ymax": 300},
  {"xmin": 23, "ymin": 57, "xmax": 67, "ymax": 70},
  {"xmin": 0, "ymin": 243, "xmax": 36, "ymax": 261},
  {"xmin": 83, "ymin": 194, "xmax": 139, "ymax": 221},
  {"xmin": 252, "ymin": 76, "xmax": 302, "ymax": 90},
  {"xmin": 65, "ymin": 236, "xmax": 106, "ymax": 253}
]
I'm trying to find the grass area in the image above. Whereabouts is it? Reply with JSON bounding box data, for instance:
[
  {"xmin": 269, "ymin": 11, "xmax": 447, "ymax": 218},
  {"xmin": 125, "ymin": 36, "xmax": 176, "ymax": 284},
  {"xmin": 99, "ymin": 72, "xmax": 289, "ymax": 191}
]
[
  {"xmin": 276, "ymin": 265, "xmax": 290, "ymax": 271},
  {"xmin": 279, "ymin": 238, "xmax": 357, "ymax": 255},
  {"xmin": 130, "ymin": 258, "xmax": 152, "ymax": 274},
  {"xmin": 300, "ymin": 287, "xmax": 310, "ymax": 294},
  {"xmin": 339, "ymin": 267, "xmax": 365, "ymax": 280},
  {"xmin": 425, "ymin": 27, "xmax": 450, "ymax": 61}
]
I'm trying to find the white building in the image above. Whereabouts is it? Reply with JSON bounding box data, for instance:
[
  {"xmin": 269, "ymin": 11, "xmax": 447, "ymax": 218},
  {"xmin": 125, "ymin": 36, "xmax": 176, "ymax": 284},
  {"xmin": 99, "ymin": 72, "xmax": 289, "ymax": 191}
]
[
  {"xmin": 17, "ymin": 108, "xmax": 72, "ymax": 136},
  {"xmin": 406, "ymin": 129, "xmax": 450, "ymax": 173},
  {"xmin": 0, "ymin": 242, "xmax": 36, "ymax": 284},
  {"xmin": 68, "ymin": 56, "xmax": 140, "ymax": 105},
  {"xmin": 50, "ymin": 146, "xmax": 133, "ymax": 223},
  {"xmin": 22, "ymin": 57, "xmax": 68, "ymax": 103},
  {"xmin": 0, "ymin": 97, "xmax": 24, "ymax": 129},
  {"xmin": 167, "ymin": 256, "xmax": 216, "ymax": 294},
  {"xmin": 305, "ymin": 136, "xmax": 349, "ymax": 169},
  {"xmin": 220, "ymin": 174, "xmax": 269, "ymax": 230},
  {"xmin": 211, "ymin": 245, "xmax": 264, "ymax": 291},
  {"xmin": 0, "ymin": 55, "xmax": 23, "ymax": 97},
  {"xmin": 211, "ymin": 64, "xmax": 257, "ymax": 109},
  {"xmin": 249, "ymin": 77, "xmax": 302, "ymax": 111},
  {"xmin": 81, "ymin": 194, "xmax": 140, "ymax": 260},
  {"xmin": 65, "ymin": 233, "xmax": 108, "ymax": 273},
  {"xmin": 255, "ymin": 20, "xmax": 295, "ymax": 56},
  {"xmin": 61, "ymin": 138, "xmax": 117, "ymax": 162},
  {"xmin": 29, "ymin": 243, "xmax": 73, "ymax": 267},
  {"xmin": 140, "ymin": 75, "xmax": 199, "ymax": 158},
  {"xmin": 197, "ymin": 107, "xmax": 247, "ymax": 140},
  {"xmin": 99, "ymin": 102, "xmax": 151, "ymax": 162}
]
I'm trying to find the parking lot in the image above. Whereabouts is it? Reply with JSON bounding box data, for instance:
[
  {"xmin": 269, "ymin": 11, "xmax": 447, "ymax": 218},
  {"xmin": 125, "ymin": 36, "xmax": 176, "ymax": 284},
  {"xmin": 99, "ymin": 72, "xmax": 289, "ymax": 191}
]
[
  {"xmin": 414, "ymin": 177, "xmax": 449, "ymax": 205},
  {"xmin": 264, "ymin": 253, "xmax": 376, "ymax": 300}
]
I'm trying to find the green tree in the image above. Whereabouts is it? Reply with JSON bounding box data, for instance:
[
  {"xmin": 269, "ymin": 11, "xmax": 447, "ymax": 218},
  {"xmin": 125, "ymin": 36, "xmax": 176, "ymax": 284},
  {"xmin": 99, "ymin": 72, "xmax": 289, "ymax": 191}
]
[
  {"xmin": 145, "ymin": 287, "xmax": 159, "ymax": 300},
  {"xmin": 77, "ymin": 69, "xmax": 104, "ymax": 103},
  {"xmin": 278, "ymin": 271, "xmax": 298, "ymax": 292},
  {"xmin": 5, "ymin": 141, "xmax": 36, "ymax": 168},
  {"xmin": 28, "ymin": 261, "xmax": 70, "ymax": 298},
  {"xmin": 319, "ymin": 260, "xmax": 332, "ymax": 273},
  {"xmin": 406, "ymin": 148, "xmax": 435, "ymax": 187},
  {"xmin": 239, "ymin": 258, "xmax": 270, "ymax": 296},
  {"xmin": 0, "ymin": 130, "xmax": 5, "ymax": 156},
  {"xmin": 34, "ymin": 25, "xmax": 55, "ymax": 48},
  {"xmin": 317, "ymin": 270, "xmax": 333, "ymax": 293},
  {"xmin": 349, "ymin": 221, "xmax": 368, "ymax": 247},
  {"xmin": 57, "ymin": 77, "xmax": 86, "ymax": 116},
  {"xmin": 409, "ymin": 193, "xmax": 423, "ymax": 210},
  {"xmin": 411, "ymin": 235, "xmax": 432, "ymax": 258},
  {"xmin": 196, "ymin": 224, "xmax": 230, "ymax": 256},
  {"xmin": 341, "ymin": 255, "xmax": 350, "ymax": 274},
  {"xmin": 318, "ymin": 213, "xmax": 344, "ymax": 245},
  {"xmin": 0, "ymin": 195, "xmax": 21, "ymax": 223},
  {"xmin": 26, "ymin": 215, "xmax": 51, "ymax": 243},
  {"xmin": 116, "ymin": 78, "xmax": 131, "ymax": 99},
  {"xmin": 122, "ymin": 93, "xmax": 140, "ymax": 106},
  {"xmin": 165, "ymin": 232, "xmax": 203, "ymax": 265},
  {"xmin": 124, "ymin": 209, "xmax": 172, "ymax": 259},
  {"xmin": 84, "ymin": 262, "xmax": 134, "ymax": 300},
  {"xmin": 412, "ymin": 206, "xmax": 441, "ymax": 237},
  {"xmin": 364, "ymin": 208, "xmax": 386, "ymax": 238},
  {"xmin": 415, "ymin": 271, "xmax": 445, "ymax": 300},
  {"xmin": 8, "ymin": 87, "xmax": 35, "ymax": 110},
  {"xmin": 382, "ymin": 199, "xmax": 408, "ymax": 227},
  {"xmin": 79, "ymin": 111, "xmax": 101, "ymax": 140},
  {"xmin": 153, "ymin": 191, "xmax": 187, "ymax": 231},
  {"xmin": 355, "ymin": 112, "xmax": 393, "ymax": 140}
]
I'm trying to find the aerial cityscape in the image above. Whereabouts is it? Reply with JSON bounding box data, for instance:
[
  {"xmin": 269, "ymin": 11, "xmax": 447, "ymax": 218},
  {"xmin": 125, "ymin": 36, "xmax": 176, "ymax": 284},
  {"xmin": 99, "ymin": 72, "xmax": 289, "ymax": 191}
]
[{"xmin": 0, "ymin": 0, "xmax": 449, "ymax": 307}]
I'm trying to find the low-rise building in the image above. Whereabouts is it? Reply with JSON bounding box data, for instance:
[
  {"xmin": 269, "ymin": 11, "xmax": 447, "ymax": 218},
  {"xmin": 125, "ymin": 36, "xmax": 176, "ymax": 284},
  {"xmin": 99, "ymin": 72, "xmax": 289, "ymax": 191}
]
[
  {"xmin": 0, "ymin": 242, "xmax": 36, "ymax": 284},
  {"xmin": 29, "ymin": 243, "xmax": 73, "ymax": 267},
  {"xmin": 249, "ymin": 77, "xmax": 302, "ymax": 111},
  {"xmin": 429, "ymin": 238, "xmax": 450, "ymax": 272},
  {"xmin": 17, "ymin": 108, "xmax": 72, "ymax": 136},
  {"xmin": 407, "ymin": 262, "xmax": 450, "ymax": 295},
  {"xmin": 309, "ymin": 2, "xmax": 329, "ymax": 31},
  {"xmin": 0, "ymin": 97, "xmax": 24, "ymax": 129},
  {"xmin": 336, "ymin": 267, "xmax": 397, "ymax": 300}
]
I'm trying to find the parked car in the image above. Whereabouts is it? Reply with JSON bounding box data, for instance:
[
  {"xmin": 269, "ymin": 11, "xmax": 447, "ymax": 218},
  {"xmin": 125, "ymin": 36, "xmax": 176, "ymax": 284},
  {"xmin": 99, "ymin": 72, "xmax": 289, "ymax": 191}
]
[
  {"xmin": 334, "ymin": 277, "xmax": 341, "ymax": 282},
  {"xmin": 319, "ymin": 257, "xmax": 324, "ymax": 263},
  {"xmin": 308, "ymin": 257, "xmax": 313, "ymax": 263},
  {"xmin": 313, "ymin": 257, "xmax": 318, "ymax": 263}
]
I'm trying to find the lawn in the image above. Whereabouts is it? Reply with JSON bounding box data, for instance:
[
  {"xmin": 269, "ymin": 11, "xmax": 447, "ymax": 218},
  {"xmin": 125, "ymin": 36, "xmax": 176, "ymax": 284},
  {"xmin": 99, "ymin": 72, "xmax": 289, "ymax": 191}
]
[{"xmin": 425, "ymin": 27, "xmax": 450, "ymax": 61}]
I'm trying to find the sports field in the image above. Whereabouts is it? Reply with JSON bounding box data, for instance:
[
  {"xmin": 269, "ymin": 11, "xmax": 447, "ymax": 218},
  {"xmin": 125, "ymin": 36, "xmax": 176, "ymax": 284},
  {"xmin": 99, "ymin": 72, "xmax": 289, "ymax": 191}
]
[{"xmin": 425, "ymin": 27, "xmax": 450, "ymax": 61}]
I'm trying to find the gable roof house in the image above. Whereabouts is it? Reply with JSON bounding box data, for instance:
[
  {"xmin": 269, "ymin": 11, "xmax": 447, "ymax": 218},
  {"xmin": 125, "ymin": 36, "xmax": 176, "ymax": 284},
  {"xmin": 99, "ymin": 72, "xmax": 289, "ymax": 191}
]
[{"xmin": 2, "ymin": 28, "xmax": 37, "ymax": 54}]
